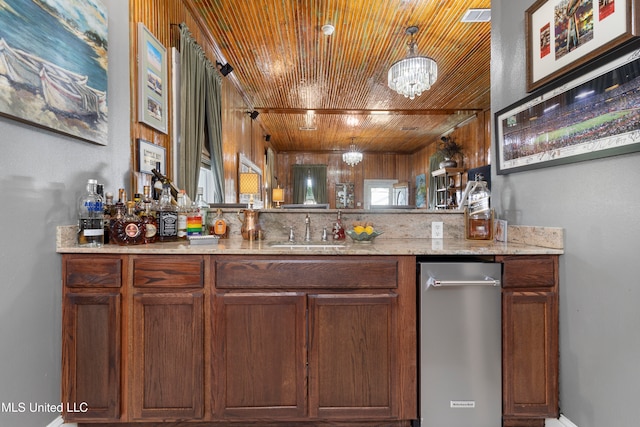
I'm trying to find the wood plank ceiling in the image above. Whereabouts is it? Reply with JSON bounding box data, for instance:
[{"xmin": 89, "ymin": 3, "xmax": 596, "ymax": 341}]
[{"xmin": 186, "ymin": 0, "xmax": 491, "ymax": 154}]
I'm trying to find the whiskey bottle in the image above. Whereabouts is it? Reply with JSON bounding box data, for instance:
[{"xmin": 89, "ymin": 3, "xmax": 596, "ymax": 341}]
[
  {"xmin": 208, "ymin": 208, "xmax": 229, "ymax": 239},
  {"xmin": 140, "ymin": 198, "xmax": 158, "ymax": 244},
  {"xmin": 111, "ymin": 201, "xmax": 145, "ymax": 245},
  {"xmin": 103, "ymin": 192, "xmax": 114, "ymax": 244},
  {"xmin": 151, "ymin": 168, "xmax": 179, "ymax": 200},
  {"xmin": 157, "ymin": 183, "xmax": 178, "ymax": 242},
  {"xmin": 77, "ymin": 178, "xmax": 104, "ymax": 247}
]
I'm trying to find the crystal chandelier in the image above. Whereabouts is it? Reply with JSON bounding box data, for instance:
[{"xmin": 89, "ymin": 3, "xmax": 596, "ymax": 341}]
[
  {"xmin": 342, "ymin": 142, "xmax": 363, "ymax": 167},
  {"xmin": 388, "ymin": 26, "xmax": 438, "ymax": 100}
]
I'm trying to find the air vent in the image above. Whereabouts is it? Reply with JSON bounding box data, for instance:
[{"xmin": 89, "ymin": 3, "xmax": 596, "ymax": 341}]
[
  {"xmin": 461, "ymin": 8, "xmax": 491, "ymax": 22},
  {"xmin": 401, "ymin": 126, "xmax": 419, "ymax": 131},
  {"xmin": 299, "ymin": 126, "xmax": 317, "ymax": 131}
]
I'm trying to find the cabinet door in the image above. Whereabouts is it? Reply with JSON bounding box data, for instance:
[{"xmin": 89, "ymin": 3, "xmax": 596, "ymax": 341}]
[
  {"xmin": 62, "ymin": 292, "xmax": 121, "ymax": 421},
  {"xmin": 308, "ymin": 293, "xmax": 398, "ymax": 419},
  {"xmin": 213, "ymin": 292, "xmax": 307, "ymax": 419},
  {"xmin": 132, "ymin": 292, "xmax": 204, "ymax": 420},
  {"xmin": 503, "ymin": 291, "xmax": 558, "ymax": 419}
]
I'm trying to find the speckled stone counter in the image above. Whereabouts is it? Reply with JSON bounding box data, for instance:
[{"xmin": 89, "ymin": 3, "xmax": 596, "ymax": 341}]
[{"xmin": 57, "ymin": 209, "xmax": 563, "ymax": 255}]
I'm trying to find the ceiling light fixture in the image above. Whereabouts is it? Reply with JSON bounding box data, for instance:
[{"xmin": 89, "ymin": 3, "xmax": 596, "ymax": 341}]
[
  {"xmin": 321, "ymin": 24, "xmax": 335, "ymax": 36},
  {"xmin": 387, "ymin": 26, "xmax": 437, "ymax": 100},
  {"xmin": 342, "ymin": 139, "xmax": 363, "ymax": 167}
]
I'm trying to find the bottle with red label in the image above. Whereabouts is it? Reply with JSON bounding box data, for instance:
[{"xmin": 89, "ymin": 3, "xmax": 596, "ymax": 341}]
[{"xmin": 111, "ymin": 201, "xmax": 146, "ymax": 245}]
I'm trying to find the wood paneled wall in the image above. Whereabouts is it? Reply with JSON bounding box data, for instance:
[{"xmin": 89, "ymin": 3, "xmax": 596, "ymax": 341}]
[
  {"xmin": 129, "ymin": 0, "xmax": 263, "ymax": 202},
  {"xmin": 275, "ymin": 110, "xmax": 490, "ymax": 208}
]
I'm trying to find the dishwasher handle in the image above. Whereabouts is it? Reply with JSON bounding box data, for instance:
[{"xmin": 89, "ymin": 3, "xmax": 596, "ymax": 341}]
[{"xmin": 426, "ymin": 276, "xmax": 501, "ymax": 288}]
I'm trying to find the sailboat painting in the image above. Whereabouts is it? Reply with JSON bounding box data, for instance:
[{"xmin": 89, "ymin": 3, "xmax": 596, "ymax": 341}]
[{"xmin": 0, "ymin": 0, "xmax": 108, "ymax": 145}]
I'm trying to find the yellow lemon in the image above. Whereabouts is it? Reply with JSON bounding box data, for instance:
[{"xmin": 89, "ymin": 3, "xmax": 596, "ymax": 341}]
[
  {"xmin": 353, "ymin": 226, "xmax": 365, "ymax": 234},
  {"xmin": 365, "ymin": 226, "xmax": 374, "ymax": 235}
]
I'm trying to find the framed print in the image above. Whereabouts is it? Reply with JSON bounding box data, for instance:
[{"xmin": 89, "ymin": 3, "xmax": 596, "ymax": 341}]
[
  {"xmin": 495, "ymin": 46, "xmax": 640, "ymax": 174},
  {"xmin": 335, "ymin": 182, "xmax": 355, "ymax": 208},
  {"xmin": 138, "ymin": 23, "xmax": 168, "ymax": 133},
  {"xmin": 526, "ymin": 0, "xmax": 639, "ymax": 92},
  {"xmin": 137, "ymin": 139, "xmax": 166, "ymax": 175},
  {"xmin": 0, "ymin": 0, "xmax": 108, "ymax": 145}
]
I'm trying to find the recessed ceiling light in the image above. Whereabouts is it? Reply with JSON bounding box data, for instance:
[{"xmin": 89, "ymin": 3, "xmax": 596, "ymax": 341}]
[{"xmin": 461, "ymin": 8, "xmax": 491, "ymax": 22}]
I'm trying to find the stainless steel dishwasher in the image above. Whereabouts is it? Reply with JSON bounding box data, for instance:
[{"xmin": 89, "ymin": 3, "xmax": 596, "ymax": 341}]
[{"xmin": 418, "ymin": 260, "xmax": 502, "ymax": 427}]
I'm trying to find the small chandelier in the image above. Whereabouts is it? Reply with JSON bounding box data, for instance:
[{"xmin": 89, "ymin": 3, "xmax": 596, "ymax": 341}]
[
  {"xmin": 342, "ymin": 139, "xmax": 363, "ymax": 167},
  {"xmin": 388, "ymin": 26, "xmax": 438, "ymax": 100}
]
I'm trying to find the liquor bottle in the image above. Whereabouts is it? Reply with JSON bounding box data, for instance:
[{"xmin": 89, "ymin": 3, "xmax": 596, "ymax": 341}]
[
  {"xmin": 77, "ymin": 178, "xmax": 104, "ymax": 247},
  {"xmin": 466, "ymin": 173, "xmax": 493, "ymax": 240},
  {"xmin": 208, "ymin": 208, "xmax": 229, "ymax": 239},
  {"xmin": 103, "ymin": 192, "xmax": 114, "ymax": 244},
  {"xmin": 151, "ymin": 168, "xmax": 179, "ymax": 200},
  {"xmin": 187, "ymin": 201, "xmax": 203, "ymax": 237},
  {"xmin": 150, "ymin": 162, "xmax": 162, "ymax": 200},
  {"xmin": 194, "ymin": 187, "xmax": 209, "ymax": 234},
  {"xmin": 157, "ymin": 183, "xmax": 178, "ymax": 242},
  {"xmin": 177, "ymin": 190, "xmax": 188, "ymax": 239},
  {"xmin": 133, "ymin": 192, "xmax": 144, "ymax": 216},
  {"xmin": 332, "ymin": 209, "xmax": 346, "ymax": 240},
  {"xmin": 111, "ymin": 201, "xmax": 145, "ymax": 245},
  {"xmin": 140, "ymin": 195, "xmax": 158, "ymax": 244}
]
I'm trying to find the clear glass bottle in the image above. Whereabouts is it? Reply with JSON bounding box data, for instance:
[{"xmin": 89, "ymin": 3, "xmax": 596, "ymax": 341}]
[
  {"xmin": 141, "ymin": 201, "xmax": 158, "ymax": 244},
  {"xmin": 208, "ymin": 208, "xmax": 229, "ymax": 239},
  {"xmin": 187, "ymin": 201, "xmax": 203, "ymax": 237},
  {"xmin": 466, "ymin": 174, "xmax": 493, "ymax": 240},
  {"xmin": 194, "ymin": 187, "xmax": 209, "ymax": 234},
  {"xmin": 157, "ymin": 183, "xmax": 178, "ymax": 242},
  {"xmin": 177, "ymin": 190, "xmax": 188, "ymax": 239},
  {"xmin": 77, "ymin": 179, "xmax": 104, "ymax": 247},
  {"xmin": 332, "ymin": 210, "xmax": 345, "ymax": 240}
]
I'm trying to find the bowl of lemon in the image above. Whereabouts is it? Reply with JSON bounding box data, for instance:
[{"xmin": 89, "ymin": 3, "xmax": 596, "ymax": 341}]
[{"xmin": 346, "ymin": 222, "xmax": 383, "ymax": 243}]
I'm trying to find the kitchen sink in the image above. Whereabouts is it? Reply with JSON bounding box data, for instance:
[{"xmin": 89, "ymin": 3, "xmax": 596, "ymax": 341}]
[{"xmin": 268, "ymin": 241, "xmax": 346, "ymax": 250}]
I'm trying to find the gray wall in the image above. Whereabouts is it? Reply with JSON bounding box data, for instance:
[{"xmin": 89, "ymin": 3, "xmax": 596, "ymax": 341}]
[
  {"xmin": 492, "ymin": 2, "xmax": 640, "ymax": 426},
  {"xmin": 0, "ymin": 3, "xmax": 130, "ymax": 427}
]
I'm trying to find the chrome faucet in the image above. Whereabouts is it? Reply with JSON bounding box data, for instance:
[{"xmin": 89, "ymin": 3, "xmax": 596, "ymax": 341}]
[{"xmin": 304, "ymin": 214, "xmax": 311, "ymax": 242}]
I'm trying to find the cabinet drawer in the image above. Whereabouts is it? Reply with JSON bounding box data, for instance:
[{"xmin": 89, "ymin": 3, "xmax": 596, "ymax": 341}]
[
  {"xmin": 501, "ymin": 256, "xmax": 557, "ymax": 289},
  {"xmin": 215, "ymin": 256, "xmax": 398, "ymax": 289},
  {"xmin": 64, "ymin": 255, "xmax": 123, "ymax": 288},
  {"xmin": 133, "ymin": 256, "xmax": 205, "ymax": 288}
]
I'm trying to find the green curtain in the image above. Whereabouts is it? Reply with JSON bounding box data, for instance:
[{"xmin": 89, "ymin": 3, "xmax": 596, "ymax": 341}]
[
  {"xmin": 428, "ymin": 153, "xmax": 444, "ymax": 209},
  {"xmin": 178, "ymin": 24, "xmax": 224, "ymax": 202},
  {"xmin": 292, "ymin": 165, "xmax": 327, "ymax": 204}
]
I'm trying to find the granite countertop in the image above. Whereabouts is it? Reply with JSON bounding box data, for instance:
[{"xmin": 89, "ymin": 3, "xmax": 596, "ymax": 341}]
[{"xmin": 57, "ymin": 225, "xmax": 564, "ymax": 256}]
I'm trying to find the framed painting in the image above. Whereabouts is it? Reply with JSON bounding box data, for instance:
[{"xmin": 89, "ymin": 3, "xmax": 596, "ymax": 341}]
[
  {"xmin": 0, "ymin": 0, "xmax": 108, "ymax": 144},
  {"xmin": 526, "ymin": 0, "xmax": 639, "ymax": 92},
  {"xmin": 137, "ymin": 138, "xmax": 166, "ymax": 175},
  {"xmin": 495, "ymin": 46, "xmax": 640, "ymax": 174},
  {"xmin": 138, "ymin": 22, "xmax": 168, "ymax": 134}
]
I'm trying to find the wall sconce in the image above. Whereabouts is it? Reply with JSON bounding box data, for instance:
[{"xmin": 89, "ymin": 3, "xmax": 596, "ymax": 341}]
[
  {"xmin": 247, "ymin": 110, "xmax": 259, "ymax": 120},
  {"xmin": 239, "ymin": 172, "xmax": 259, "ymax": 209},
  {"xmin": 272, "ymin": 185, "xmax": 284, "ymax": 208},
  {"xmin": 216, "ymin": 61, "xmax": 233, "ymax": 76}
]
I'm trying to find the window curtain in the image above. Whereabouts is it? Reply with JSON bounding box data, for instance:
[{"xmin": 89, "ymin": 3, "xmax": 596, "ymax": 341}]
[
  {"xmin": 428, "ymin": 152, "xmax": 444, "ymax": 209},
  {"xmin": 178, "ymin": 24, "xmax": 224, "ymax": 202},
  {"xmin": 292, "ymin": 164, "xmax": 327, "ymax": 204}
]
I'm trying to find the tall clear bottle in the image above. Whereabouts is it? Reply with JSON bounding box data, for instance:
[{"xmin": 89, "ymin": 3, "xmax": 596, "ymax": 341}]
[
  {"xmin": 157, "ymin": 183, "xmax": 178, "ymax": 242},
  {"xmin": 177, "ymin": 190, "xmax": 188, "ymax": 239},
  {"xmin": 77, "ymin": 179, "xmax": 104, "ymax": 247},
  {"xmin": 466, "ymin": 173, "xmax": 493, "ymax": 240}
]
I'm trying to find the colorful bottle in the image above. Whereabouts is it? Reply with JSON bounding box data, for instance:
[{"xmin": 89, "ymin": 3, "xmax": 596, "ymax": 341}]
[
  {"xmin": 157, "ymin": 183, "xmax": 178, "ymax": 242},
  {"xmin": 77, "ymin": 178, "xmax": 104, "ymax": 247},
  {"xmin": 187, "ymin": 201, "xmax": 203, "ymax": 237},
  {"xmin": 194, "ymin": 187, "xmax": 209, "ymax": 234}
]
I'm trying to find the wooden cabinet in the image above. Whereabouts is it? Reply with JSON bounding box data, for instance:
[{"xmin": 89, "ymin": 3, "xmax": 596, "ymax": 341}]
[
  {"xmin": 130, "ymin": 256, "xmax": 206, "ymax": 421},
  {"xmin": 213, "ymin": 255, "xmax": 416, "ymax": 424},
  {"xmin": 62, "ymin": 255, "xmax": 122, "ymax": 422},
  {"xmin": 498, "ymin": 255, "xmax": 559, "ymax": 425}
]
